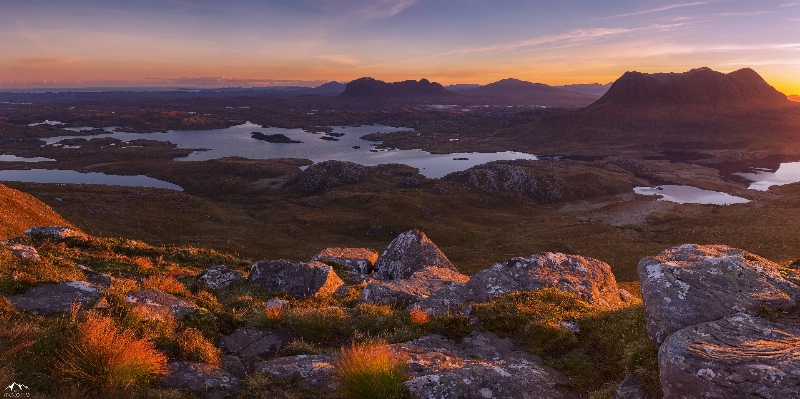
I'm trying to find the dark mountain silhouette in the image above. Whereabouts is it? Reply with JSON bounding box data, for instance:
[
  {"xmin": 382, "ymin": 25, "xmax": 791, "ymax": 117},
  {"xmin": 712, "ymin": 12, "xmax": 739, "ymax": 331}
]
[
  {"xmin": 340, "ymin": 78, "xmax": 449, "ymax": 97},
  {"xmin": 556, "ymin": 83, "xmax": 613, "ymax": 97},
  {"xmin": 453, "ymin": 78, "xmax": 599, "ymax": 108},
  {"xmin": 298, "ymin": 81, "xmax": 346, "ymax": 95},
  {"xmin": 591, "ymin": 67, "xmax": 789, "ymax": 109}
]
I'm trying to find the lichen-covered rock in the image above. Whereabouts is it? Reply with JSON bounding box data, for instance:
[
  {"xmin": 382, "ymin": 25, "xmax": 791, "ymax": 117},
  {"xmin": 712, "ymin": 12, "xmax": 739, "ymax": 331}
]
[
  {"xmin": 400, "ymin": 332, "xmax": 577, "ymax": 399},
  {"xmin": 292, "ymin": 160, "xmax": 367, "ymax": 194},
  {"xmin": 253, "ymin": 354, "xmax": 338, "ymax": 392},
  {"xmin": 464, "ymin": 252, "xmax": 622, "ymax": 306},
  {"xmin": 638, "ymin": 244, "xmax": 799, "ymax": 344},
  {"xmin": 219, "ymin": 328, "xmax": 285, "ymax": 358},
  {"xmin": 77, "ymin": 264, "xmax": 113, "ymax": 287},
  {"xmin": 125, "ymin": 289, "xmax": 198, "ymax": 321},
  {"xmin": 7, "ymin": 281, "xmax": 100, "ymax": 314},
  {"xmin": 611, "ymin": 374, "xmax": 649, "ymax": 399},
  {"xmin": 198, "ymin": 265, "xmax": 245, "ymax": 290},
  {"xmin": 158, "ymin": 361, "xmax": 241, "ymax": 395},
  {"xmin": 659, "ymin": 313, "xmax": 800, "ymax": 399},
  {"xmin": 360, "ymin": 267, "xmax": 469, "ymax": 305},
  {"xmin": 374, "ymin": 230, "xmax": 457, "ymax": 280},
  {"xmin": 247, "ymin": 260, "xmax": 345, "ymax": 299},
  {"xmin": 24, "ymin": 226, "xmax": 86, "ymax": 240},
  {"xmin": 312, "ymin": 247, "xmax": 379, "ymax": 282}
]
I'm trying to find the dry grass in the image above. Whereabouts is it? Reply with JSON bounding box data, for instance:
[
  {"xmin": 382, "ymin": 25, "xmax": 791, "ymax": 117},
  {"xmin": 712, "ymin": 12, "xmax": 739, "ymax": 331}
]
[
  {"xmin": 408, "ymin": 308, "xmax": 430, "ymax": 325},
  {"xmin": 0, "ymin": 182, "xmax": 72, "ymax": 239},
  {"xmin": 142, "ymin": 275, "xmax": 188, "ymax": 295},
  {"xmin": 56, "ymin": 312, "xmax": 168, "ymax": 391},
  {"xmin": 176, "ymin": 327, "xmax": 221, "ymax": 365},
  {"xmin": 335, "ymin": 341, "xmax": 411, "ymax": 399}
]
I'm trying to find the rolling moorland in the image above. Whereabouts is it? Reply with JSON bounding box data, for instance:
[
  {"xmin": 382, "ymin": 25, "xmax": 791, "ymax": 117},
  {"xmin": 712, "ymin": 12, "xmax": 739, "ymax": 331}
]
[{"xmin": 2, "ymin": 67, "xmax": 800, "ymax": 398}]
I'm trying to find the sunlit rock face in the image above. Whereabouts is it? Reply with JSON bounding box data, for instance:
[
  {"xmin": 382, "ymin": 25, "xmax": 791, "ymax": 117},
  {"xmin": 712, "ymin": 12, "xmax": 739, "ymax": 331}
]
[
  {"xmin": 247, "ymin": 259, "xmax": 345, "ymax": 299},
  {"xmin": 638, "ymin": 244, "xmax": 799, "ymax": 344}
]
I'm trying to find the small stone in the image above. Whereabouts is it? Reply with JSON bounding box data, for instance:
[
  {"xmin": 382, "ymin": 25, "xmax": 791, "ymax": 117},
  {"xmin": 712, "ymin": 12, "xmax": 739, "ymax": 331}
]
[
  {"xmin": 2, "ymin": 244, "xmax": 41, "ymax": 262},
  {"xmin": 158, "ymin": 361, "xmax": 241, "ymax": 394},
  {"xmin": 198, "ymin": 265, "xmax": 245, "ymax": 290},
  {"xmin": 611, "ymin": 374, "xmax": 649, "ymax": 399},
  {"xmin": 93, "ymin": 297, "xmax": 111, "ymax": 309}
]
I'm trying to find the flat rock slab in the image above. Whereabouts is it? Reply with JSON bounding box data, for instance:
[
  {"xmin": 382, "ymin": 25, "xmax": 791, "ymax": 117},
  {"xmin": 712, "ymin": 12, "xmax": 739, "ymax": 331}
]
[
  {"xmin": 360, "ymin": 267, "xmax": 469, "ymax": 305},
  {"xmin": 374, "ymin": 230, "xmax": 457, "ymax": 280},
  {"xmin": 25, "ymin": 226, "xmax": 86, "ymax": 240},
  {"xmin": 198, "ymin": 265, "xmax": 245, "ymax": 290},
  {"xmin": 464, "ymin": 252, "xmax": 622, "ymax": 306},
  {"xmin": 312, "ymin": 247, "xmax": 379, "ymax": 278},
  {"xmin": 638, "ymin": 244, "xmax": 799, "ymax": 344},
  {"xmin": 125, "ymin": 289, "xmax": 198, "ymax": 321},
  {"xmin": 219, "ymin": 327, "xmax": 285, "ymax": 358},
  {"xmin": 248, "ymin": 259, "xmax": 344, "ymax": 299},
  {"xmin": 659, "ymin": 313, "xmax": 800, "ymax": 399},
  {"xmin": 158, "ymin": 361, "xmax": 241, "ymax": 394},
  {"xmin": 7, "ymin": 281, "xmax": 100, "ymax": 314},
  {"xmin": 400, "ymin": 332, "xmax": 577, "ymax": 399},
  {"xmin": 253, "ymin": 353, "xmax": 338, "ymax": 392}
]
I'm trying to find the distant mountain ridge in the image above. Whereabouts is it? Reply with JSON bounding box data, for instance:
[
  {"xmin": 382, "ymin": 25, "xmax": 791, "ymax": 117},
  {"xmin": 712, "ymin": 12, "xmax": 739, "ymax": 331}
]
[
  {"xmin": 591, "ymin": 67, "xmax": 789, "ymax": 109},
  {"xmin": 453, "ymin": 78, "xmax": 600, "ymax": 108},
  {"xmin": 341, "ymin": 78, "xmax": 449, "ymax": 97},
  {"xmin": 556, "ymin": 83, "xmax": 612, "ymax": 97}
]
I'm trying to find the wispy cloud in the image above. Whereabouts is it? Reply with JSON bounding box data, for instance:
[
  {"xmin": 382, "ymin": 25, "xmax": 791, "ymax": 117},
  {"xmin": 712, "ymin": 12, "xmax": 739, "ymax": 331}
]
[
  {"xmin": 353, "ymin": 0, "xmax": 418, "ymax": 20},
  {"xmin": 781, "ymin": 2, "xmax": 799, "ymax": 7},
  {"xmin": 716, "ymin": 11, "xmax": 774, "ymax": 16},
  {"xmin": 599, "ymin": 1, "xmax": 716, "ymax": 20}
]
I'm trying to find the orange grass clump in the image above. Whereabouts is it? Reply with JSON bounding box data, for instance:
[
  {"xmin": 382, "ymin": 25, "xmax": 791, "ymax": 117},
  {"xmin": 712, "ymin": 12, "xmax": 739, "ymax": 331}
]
[
  {"xmin": 335, "ymin": 341, "xmax": 411, "ymax": 399},
  {"xmin": 176, "ymin": 328, "xmax": 221, "ymax": 365},
  {"xmin": 408, "ymin": 308, "xmax": 430, "ymax": 325},
  {"xmin": 142, "ymin": 275, "xmax": 187, "ymax": 295},
  {"xmin": 55, "ymin": 312, "xmax": 168, "ymax": 391}
]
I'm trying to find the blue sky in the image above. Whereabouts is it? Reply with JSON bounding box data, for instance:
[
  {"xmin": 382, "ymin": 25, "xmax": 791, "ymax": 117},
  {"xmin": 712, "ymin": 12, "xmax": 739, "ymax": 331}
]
[{"xmin": 1, "ymin": 0, "xmax": 798, "ymax": 92}]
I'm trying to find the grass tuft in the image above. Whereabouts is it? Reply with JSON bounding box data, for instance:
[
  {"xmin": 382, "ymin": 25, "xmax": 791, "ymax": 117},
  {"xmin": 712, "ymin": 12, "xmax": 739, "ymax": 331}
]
[
  {"xmin": 56, "ymin": 311, "xmax": 168, "ymax": 391},
  {"xmin": 175, "ymin": 327, "xmax": 221, "ymax": 365},
  {"xmin": 335, "ymin": 341, "xmax": 412, "ymax": 399},
  {"xmin": 408, "ymin": 308, "xmax": 430, "ymax": 325}
]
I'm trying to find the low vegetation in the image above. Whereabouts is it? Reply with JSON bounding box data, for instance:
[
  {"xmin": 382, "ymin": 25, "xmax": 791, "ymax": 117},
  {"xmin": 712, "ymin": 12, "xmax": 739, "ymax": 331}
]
[{"xmin": 335, "ymin": 341, "xmax": 412, "ymax": 399}]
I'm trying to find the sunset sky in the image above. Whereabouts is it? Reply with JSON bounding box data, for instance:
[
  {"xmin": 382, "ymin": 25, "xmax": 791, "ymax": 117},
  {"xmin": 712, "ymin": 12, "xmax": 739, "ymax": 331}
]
[{"xmin": 1, "ymin": 0, "xmax": 798, "ymax": 93}]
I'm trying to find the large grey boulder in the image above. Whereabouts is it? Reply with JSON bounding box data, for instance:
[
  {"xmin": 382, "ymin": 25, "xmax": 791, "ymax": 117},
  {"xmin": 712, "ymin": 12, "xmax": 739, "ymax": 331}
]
[
  {"xmin": 463, "ymin": 252, "xmax": 623, "ymax": 306},
  {"xmin": 659, "ymin": 313, "xmax": 800, "ymax": 399},
  {"xmin": 7, "ymin": 281, "xmax": 100, "ymax": 314},
  {"xmin": 253, "ymin": 353, "xmax": 338, "ymax": 392},
  {"xmin": 400, "ymin": 332, "xmax": 577, "ymax": 399},
  {"xmin": 25, "ymin": 226, "xmax": 86, "ymax": 240},
  {"xmin": 374, "ymin": 230, "xmax": 457, "ymax": 280},
  {"xmin": 198, "ymin": 265, "xmax": 245, "ymax": 290},
  {"xmin": 158, "ymin": 361, "xmax": 241, "ymax": 396},
  {"xmin": 125, "ymin": 289, "xmax": 198, "ymax": 321},
  {"xmin": 360, "ymin": 267, "xmax": 469, "ymax": 305},
  {"xmin": 312, "ymin": 247, "xmax": 379, "ymax": 282},
  {"xmin": 248, "ymin": 260, "xmax": 345, "ymax": 299},
  {"xmin": 638, "ymin": 244, "xmax": 799, "ymax": 344}
]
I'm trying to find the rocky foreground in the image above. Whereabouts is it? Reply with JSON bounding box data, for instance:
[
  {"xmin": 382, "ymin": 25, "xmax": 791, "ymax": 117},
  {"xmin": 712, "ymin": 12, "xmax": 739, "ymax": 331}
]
[{"xmin": 3, "ymin": 225, "xmax": 800, "ymax": 398}]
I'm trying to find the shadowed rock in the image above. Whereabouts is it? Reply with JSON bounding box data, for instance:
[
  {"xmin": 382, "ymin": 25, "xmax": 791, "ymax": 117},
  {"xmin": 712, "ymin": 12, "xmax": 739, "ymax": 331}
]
[
  {"xmin": 198, "ymin": 265, "xmax": 245, "ymax": 290},
  {"xmin": 360, "ymin": 267, "xmax": 469, "ymax": 305},
  {"xmin": 77, "ymin": 264, "xmax": 113, "ymax": 287},
  {"xmin": 125, "ymin": 289, "xmax": 198, "ymax": 321},
  {"xmin": 611, "ymin": 374, "xmax": 649, "ymax": 399},
  {"xmin": 254, "ymin": 354, "xmax": 338, "ymax": 392},
  {"xmin": 7, "ymin": 281, "xmax": 100, "ymax": 314},
  {"xmin": 247, "ymin": 259, "xmax": 345, "ymax": 299},
  {"xmin": 659, "ymin": 313, "xmax": 800, "ymax": 399},
  {"xmin": 219, "ymin": 328, "xmax": 285, "ymax": 359},
  {"xmin": 374, "ymin": 230, "xmax": 457, "ymax": 280},
  {"xmin": 158, "ymin": 361, "xmax": 241, "ymax": 395},
  {"xmin": 312, "ymin": 247, "xmax": 379, "ymax": 283},
  {"xmin": 638, "ymin": 244, "xmax": 799, "ymax": 344}
]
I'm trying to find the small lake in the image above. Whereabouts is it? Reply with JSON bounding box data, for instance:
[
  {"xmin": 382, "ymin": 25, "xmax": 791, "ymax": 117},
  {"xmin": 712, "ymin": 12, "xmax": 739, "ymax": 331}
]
[
  {"xmin": 733, "ymin": 162, "xmax": 800, "ymax": 191},
  {"xmin": 0, "ymin": 154, "xmax": 55, "ymax": 162},
  {"xmin": 0, "ymin": 169, "xmax": 183, "ymax": 191},
  {"xmin": 43, "ymin": 123, "xmax": 538, "ymax": 178},
  {"xmin": 634, "ymin": 185, "xmax": 749, "ymax": 205}
]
